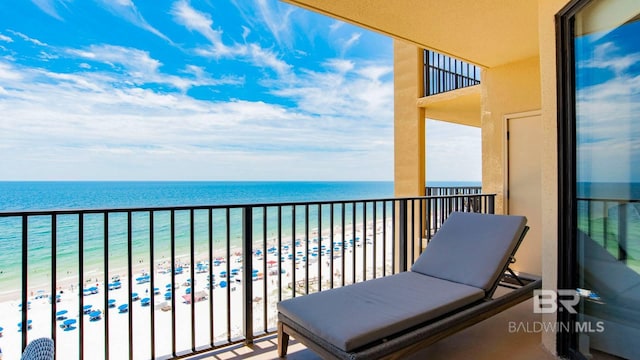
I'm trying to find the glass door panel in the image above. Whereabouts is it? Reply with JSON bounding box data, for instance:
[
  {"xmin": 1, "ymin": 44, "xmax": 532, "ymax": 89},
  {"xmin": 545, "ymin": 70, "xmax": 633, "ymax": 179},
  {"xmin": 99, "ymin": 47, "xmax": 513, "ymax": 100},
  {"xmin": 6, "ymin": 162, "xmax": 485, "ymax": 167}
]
[{"xmin": 574, "ymin": 2, "xmax": 640, "ymax": 358}]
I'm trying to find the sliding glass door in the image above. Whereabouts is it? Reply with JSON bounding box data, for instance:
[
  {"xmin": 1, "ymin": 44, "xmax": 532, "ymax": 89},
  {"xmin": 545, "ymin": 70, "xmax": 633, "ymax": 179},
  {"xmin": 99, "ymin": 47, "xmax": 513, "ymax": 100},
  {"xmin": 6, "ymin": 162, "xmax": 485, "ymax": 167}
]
[{"xmin": 559, "ymin": 1, "xmax": 640, "ymax": 358}]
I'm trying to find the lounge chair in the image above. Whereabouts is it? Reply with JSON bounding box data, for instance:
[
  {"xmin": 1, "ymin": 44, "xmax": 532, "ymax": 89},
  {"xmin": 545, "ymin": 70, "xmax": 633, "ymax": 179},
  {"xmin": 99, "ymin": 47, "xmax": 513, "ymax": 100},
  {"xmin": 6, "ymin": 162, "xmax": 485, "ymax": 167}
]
[{"xmin": 277, "ymin": 212, "xmax": 542, "ymax": 359}]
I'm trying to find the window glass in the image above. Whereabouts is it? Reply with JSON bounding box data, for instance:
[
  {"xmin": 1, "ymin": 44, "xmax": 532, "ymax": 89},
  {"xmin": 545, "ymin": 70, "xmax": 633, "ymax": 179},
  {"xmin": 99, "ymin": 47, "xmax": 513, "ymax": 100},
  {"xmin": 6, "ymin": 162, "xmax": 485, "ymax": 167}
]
[{"xmin": 574, "ymin": 2, "xmax": 640, "ymax": 358}]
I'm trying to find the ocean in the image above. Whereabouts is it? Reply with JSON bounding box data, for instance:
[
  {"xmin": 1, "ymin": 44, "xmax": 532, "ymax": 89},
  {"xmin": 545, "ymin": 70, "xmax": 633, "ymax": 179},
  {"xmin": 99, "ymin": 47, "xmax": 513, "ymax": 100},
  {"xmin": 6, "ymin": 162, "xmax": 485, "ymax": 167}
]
[{"xmin": 0, "ymin": 181, "xmax": 479, "ymax": 295}]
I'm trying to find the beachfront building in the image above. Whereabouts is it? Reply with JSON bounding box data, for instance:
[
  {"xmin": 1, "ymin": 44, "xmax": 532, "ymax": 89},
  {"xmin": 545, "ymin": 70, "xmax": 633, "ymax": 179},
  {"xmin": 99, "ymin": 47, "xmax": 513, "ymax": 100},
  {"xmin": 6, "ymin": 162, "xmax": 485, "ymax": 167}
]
[{"xmin": 281, "ymin": 0, "xmax": 640, "ymax": 358}]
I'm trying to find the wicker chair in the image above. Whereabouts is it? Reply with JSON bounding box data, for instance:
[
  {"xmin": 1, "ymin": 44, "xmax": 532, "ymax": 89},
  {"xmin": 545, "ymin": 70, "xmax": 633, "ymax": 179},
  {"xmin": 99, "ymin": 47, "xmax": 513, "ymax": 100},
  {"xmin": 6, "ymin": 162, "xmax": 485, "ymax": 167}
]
[{"xmin": 21, "ymin": 338, "xmax": 54, "ymax": 360}]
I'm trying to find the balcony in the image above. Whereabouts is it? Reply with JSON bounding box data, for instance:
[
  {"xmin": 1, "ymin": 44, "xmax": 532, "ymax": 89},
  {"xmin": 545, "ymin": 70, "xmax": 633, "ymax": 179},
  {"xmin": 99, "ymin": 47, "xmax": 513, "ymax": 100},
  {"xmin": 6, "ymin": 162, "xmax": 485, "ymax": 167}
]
[
  {"xmin": 1, "ymin": 191, "xmax": 501, "ymax": 359},
  {"xmin": 423, "ymin": 50, "xmax": 481, "ymax": 97}
]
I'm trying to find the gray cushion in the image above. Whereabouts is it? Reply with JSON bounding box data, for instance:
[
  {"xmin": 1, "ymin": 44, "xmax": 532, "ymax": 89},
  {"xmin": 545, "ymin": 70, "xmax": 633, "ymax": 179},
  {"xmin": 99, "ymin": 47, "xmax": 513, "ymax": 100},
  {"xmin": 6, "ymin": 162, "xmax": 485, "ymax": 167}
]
[
  {"xmin": 411, "ymin": 212, "xmax": 527, "ymax": 291},
  {"xmin": 278, "ymin": 272, "xmax": 484, "ymax": 352}
]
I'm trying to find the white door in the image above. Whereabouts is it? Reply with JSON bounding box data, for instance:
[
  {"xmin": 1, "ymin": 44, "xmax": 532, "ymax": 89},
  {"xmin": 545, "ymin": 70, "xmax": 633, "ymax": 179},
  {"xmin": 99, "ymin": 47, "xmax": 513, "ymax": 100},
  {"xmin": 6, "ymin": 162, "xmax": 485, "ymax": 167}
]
[{"xmin": 507, "ymin": 112, "xmax": 542, "ymax": 275}]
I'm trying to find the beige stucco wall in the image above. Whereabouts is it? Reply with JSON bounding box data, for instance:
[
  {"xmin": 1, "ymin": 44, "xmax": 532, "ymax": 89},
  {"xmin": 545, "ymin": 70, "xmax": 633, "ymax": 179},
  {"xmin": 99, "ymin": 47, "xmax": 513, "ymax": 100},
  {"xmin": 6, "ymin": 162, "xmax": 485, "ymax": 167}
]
[
  {"xmin": 481, "ymin": 56, "xmax": 542, "ymax": 214},
  {"xmin": 539, "ymin": 0, "xmax": 571, "ymax": 354},
  {"xmin": 394, "ymin": 40, "xmax": 425, "ymax": 197}
]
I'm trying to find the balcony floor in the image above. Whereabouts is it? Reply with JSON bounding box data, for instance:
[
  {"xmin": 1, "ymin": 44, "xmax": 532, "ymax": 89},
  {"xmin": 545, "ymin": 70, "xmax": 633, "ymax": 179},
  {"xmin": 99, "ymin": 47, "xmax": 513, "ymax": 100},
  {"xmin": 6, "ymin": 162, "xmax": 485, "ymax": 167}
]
[{"xmin": 186, "ymin": 289, "xmax": 556, "ymax": 360}]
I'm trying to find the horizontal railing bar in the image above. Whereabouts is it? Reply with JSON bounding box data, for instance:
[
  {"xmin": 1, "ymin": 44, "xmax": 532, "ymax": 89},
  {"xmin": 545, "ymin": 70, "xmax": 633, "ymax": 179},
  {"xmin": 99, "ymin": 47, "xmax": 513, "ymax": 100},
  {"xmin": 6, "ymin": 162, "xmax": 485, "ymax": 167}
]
[{"xmin": 0, "ymin": 194, "xmax": 497, "ymax": 217}]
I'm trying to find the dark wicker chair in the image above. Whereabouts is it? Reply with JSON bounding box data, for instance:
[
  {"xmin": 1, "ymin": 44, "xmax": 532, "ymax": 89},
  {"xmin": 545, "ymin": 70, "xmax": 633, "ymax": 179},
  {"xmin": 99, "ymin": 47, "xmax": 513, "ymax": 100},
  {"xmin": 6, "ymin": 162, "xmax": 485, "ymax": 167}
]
[{"xmin": 21, "ymin": 338, "xmax": 54, "ymax": 360}]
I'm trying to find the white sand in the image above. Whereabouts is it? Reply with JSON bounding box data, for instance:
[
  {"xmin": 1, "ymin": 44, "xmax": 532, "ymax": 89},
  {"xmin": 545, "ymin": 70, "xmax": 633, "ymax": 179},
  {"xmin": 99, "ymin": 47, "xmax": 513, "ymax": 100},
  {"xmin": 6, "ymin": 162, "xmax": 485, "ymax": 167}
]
[{"xmin": 0, "ymin": 220, "xmax": 393, "ymax": 359}]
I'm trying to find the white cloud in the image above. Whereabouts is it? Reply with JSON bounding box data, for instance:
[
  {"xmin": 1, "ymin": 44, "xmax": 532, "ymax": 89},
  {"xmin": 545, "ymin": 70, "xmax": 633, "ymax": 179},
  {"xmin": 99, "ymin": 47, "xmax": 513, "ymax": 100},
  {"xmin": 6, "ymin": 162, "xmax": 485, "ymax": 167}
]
[
  {"xmin": 0, "ymin": 34, "xmax": 12, "ymax": 43},
  {"xmin": 97, "ymin": 0, "xmax": 172, "ymax": 43},
  {"xmin": 254, "ymin": 0, "xmax": 295, "ymax": 48},
  {"xmin": 171, "ymin": 0, "xmax": 237, "ymax": 57},
  {"xmin": 340, "ymin": 33, "xmax": 361, "ymax": 56},
  {"xmin": 31, "ymin": 0, "xmax": 70, "ymax": 21},
  {"xmin": 66, "ymin": 44, "xmax": 243, "ymax": 91},
  {"xmin": 426, "ymin": 120, "xmax": 481, "ymax": 182},
  {"xmin": 247, "ymin": 44, "xmax": 291, "ymax": 76},
  {"xmin": 8, "ymin": 30, "xmax": 48, "ymax": 46},
  {"xmin": 0, "ymin": 58, "xmax": 394, "ymax": 180},
  {"xmin": 581, "ymin": 41, "xmax": 640, "ymax": 76}
]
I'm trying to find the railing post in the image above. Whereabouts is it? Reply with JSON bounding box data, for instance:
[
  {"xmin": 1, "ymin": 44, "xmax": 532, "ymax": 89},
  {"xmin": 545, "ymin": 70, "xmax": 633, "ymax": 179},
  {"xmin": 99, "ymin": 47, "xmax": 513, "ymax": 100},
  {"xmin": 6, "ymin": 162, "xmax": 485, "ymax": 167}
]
[
  {"xmin": 617, "ymin": 202, "xmax": 628, "ymax": 262},
  {"xmin": 242, "ymin": 206, "xmax": 254, "ymax": 345},
  {"xmin": 488, "ymin": 195, "xmax": 495, "ymax": 214},
  {"xmin": 398, "ymin": 200, "xmax": 408, "ymax": 272}
]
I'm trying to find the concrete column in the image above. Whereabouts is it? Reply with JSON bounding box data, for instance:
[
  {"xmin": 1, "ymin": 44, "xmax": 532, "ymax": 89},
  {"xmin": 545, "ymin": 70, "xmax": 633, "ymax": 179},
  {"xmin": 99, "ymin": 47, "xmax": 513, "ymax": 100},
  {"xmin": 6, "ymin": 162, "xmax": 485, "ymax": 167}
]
[
  {"xmin": 393, "ymin": 40, "xmax": 425, "ymax": 197},
  {"xmin": 393, "ymin": 40, "xmax": 425, "ymax": 271}
]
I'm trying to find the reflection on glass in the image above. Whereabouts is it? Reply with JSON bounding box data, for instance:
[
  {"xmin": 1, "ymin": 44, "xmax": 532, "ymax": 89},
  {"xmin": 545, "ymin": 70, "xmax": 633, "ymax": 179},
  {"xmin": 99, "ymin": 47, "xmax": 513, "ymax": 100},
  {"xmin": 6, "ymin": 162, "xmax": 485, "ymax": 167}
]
[{"xmin": 575, "ymin": 2, "xmax": 640, "ymax": 359}]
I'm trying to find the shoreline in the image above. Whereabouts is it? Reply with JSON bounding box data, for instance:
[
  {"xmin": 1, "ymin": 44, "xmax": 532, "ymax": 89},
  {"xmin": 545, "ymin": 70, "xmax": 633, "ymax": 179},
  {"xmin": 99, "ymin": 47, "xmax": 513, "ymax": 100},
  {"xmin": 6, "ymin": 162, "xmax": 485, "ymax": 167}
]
[
  {"xmin": 0, "ymin": 217, "xmax": 389, "ymax": 301},
  {"xmin": 0, "ymin": 219, "xmax": 393, "ymax": 359}
]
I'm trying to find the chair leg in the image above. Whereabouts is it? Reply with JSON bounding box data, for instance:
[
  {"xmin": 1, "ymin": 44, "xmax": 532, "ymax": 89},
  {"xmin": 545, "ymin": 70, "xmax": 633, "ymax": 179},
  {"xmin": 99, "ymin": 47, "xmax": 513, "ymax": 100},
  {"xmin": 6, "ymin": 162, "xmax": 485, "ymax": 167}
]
[{"xmin": 278, "ymin": 321, "xmax": 289, "ymax": 358}]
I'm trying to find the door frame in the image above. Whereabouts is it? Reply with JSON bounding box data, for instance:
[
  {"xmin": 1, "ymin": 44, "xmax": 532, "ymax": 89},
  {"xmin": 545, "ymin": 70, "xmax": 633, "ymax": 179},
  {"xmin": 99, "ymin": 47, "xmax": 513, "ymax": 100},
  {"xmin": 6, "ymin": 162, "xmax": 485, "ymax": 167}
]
[{"xmin": 503, "ymin": 110, "xmax": 542, "ymax": 215}]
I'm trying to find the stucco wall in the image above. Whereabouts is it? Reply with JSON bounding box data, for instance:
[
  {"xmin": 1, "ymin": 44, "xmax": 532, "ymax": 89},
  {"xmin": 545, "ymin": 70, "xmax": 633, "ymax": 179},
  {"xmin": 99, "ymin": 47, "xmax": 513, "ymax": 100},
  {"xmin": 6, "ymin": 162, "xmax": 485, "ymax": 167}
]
[
  {"xmin": 538, "ymin": 0, "xmax": 572, "ymax": 354},
  {"xmin": 393, "ymin": 40, "xmax": 425, "ymax": 197},
  {"xmin": 481, "ymin": 56, "xmax": 542, "ymax": 214}
]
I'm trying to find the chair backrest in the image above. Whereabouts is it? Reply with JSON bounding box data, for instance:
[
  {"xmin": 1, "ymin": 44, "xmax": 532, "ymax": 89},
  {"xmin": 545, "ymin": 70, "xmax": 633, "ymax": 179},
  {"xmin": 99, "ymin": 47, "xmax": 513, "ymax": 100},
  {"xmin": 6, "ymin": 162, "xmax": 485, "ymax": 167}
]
[
  {"xmin": 411, "ymin": 212, "xmax": 527, "ymax": 293},
  {"xmin": 21, "ymin": 338, "xmax": 54, "ymax": 360}
]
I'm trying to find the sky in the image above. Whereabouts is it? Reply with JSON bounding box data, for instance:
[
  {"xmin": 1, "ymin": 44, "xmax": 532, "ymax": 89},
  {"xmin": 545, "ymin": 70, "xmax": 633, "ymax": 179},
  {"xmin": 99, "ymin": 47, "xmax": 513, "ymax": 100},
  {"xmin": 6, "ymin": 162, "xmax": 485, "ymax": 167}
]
[
  {"xmin": 575, "ymin": 19, "xmax": 640, "ymax": 183},
  {"xmin": 0, "ymin": 0, "xmax": 480, "ymax": 182}
]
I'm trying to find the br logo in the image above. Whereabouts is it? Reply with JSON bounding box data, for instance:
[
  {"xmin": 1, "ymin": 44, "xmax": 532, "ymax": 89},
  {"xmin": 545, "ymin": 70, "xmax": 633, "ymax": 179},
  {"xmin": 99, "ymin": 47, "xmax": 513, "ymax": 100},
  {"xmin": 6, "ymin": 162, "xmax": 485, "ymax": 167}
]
[{"xmin": 533, "ymin": 289, "xmax": 579, "ymax": 314}]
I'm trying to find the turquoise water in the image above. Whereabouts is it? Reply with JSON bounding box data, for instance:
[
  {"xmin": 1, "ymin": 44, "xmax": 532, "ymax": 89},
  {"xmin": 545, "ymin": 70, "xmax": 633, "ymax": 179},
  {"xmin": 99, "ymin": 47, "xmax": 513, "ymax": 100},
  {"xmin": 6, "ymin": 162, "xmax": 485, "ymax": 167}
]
[
  {"xmin": 0, "ymin": 181, "xmax": 392, "ymax": 292},
  {"xmin": 0, "ymin": 181, "xmax": 476, "ymax": 293}
]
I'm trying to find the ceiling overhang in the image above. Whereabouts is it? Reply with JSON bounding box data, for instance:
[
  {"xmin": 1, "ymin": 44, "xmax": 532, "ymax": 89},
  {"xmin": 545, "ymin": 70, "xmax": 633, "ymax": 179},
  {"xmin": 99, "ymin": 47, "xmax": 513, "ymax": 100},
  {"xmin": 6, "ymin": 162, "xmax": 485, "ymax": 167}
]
[{"xmin": 283, "ymin": 0, "xmax": 540, "ymax": 68}]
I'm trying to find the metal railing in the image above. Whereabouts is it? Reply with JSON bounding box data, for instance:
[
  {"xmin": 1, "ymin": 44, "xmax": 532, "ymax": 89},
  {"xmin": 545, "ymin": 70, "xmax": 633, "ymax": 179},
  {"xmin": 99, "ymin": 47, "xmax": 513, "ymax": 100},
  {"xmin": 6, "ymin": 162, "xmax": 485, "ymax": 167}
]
[
  {"xmin": 426, "ymin": 186, "xmax": 482, "ymax": 196},
  {"xmin": 0, "ymin": 193, "xmax": 495, "ymax": 359},
  {"xmin": 577, "ymin": 197, "xmax": 640, "ymax": 262},
  {"xmin": 423, "ymin": 50, "xmax": 481, "ymax": 97}
]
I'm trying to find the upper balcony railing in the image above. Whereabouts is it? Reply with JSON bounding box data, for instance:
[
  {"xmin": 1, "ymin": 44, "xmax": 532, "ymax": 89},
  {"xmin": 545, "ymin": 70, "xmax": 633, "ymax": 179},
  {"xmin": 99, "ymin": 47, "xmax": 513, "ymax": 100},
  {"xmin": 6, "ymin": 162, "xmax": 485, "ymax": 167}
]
[
  {"xmin": 0, "ymin": 193, "xmax": 495, "ymax": 359},
  {"xmin": 424, "ymin": 50, "xmax": 481, "ymax": 97}
]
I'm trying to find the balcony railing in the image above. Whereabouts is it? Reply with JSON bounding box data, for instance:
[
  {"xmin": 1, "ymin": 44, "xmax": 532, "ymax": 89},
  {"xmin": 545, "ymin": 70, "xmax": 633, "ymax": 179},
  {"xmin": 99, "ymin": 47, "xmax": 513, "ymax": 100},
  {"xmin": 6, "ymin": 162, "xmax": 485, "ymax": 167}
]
[
  {"xmin": 577, "ymin": 197, "xmax": 640, "ymax": 263},
  {"xmin": 0, "ymin": 193, "xmax": 495, "ymax": 359},
  {"xmin": 423, "ymin": 50, "xmax": 481, "ymax": 97}
]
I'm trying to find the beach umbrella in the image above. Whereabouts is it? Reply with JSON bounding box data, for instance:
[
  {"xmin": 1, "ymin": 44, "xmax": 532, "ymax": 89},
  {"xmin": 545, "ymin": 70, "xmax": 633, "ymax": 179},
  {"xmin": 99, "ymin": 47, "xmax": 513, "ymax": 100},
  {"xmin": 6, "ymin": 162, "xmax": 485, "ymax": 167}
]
[
  {"xmin": 154, "ymin": 287, "xmax": 160, "ymax": 294},
  {"xmin": 55, "ymin": 310, "xmax": 68, "ymax": 320},
  {"xmin": 219, "ymin": 281, "xmax": 228, "ymax": 288},
  {"xmin": 18, "ymin": 320, "xmax": 32, "ymax": 331},
  {"xmin": 62, "ymin": 319, "xmax": 76, "ymax": 331},
  {"xmin": 132, "ymin": 292, "xmax": 139, "ymax": 300},
  {"xmin": 108, "ymin": 299, "xmax": 116, "ymax": 308},
  {"xmin": 140, "ymin": 298, "xmax": 150, "ymax": 306},
  {"xmin": 164, "ymin": 292, "xmax": 172, "ymax": 300},
  {"xmin": 267, "ymin": 260, "xmax": 277, "ymax": 266},
  {"xmin": 118, "ymin": 304, "xmax": 128, "ymax": 313},
  {"xmin": 83, "ymin": 304, "xmax": 92, "ymax": 313},
  {"xmin": 89, "ymin": 311, "xmax": 102, "ymax": 321}
]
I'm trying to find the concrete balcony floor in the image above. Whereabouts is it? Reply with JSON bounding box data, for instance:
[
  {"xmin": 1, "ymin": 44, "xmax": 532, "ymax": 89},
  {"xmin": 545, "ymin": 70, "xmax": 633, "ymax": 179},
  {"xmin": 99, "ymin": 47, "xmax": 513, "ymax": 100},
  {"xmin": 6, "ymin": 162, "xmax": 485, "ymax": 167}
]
[{"xmin": 187, "ymin": 291, "xmax": 555, "ymax": 360}]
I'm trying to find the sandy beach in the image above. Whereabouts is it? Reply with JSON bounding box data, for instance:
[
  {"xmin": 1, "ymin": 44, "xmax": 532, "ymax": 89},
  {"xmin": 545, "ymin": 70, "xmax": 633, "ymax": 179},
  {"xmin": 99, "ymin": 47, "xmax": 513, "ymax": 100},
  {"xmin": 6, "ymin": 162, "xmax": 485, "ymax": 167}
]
[{"xmin": 0, "ymin": 219, "xmax": 393, "ymax": 359}]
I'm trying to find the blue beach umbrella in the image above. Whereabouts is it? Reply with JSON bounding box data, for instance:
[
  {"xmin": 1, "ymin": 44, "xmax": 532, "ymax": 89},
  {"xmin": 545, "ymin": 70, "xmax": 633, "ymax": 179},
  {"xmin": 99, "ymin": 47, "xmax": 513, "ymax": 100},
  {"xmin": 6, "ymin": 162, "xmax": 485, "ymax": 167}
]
[
  {"xmin": 118, "ymin": 304, "xmax": 128, "ymax": 313},
  {"xmin": 62, "ymin": 318, "xmax": 76, "ymax": 331},
  {"xmin": 56, "ymin": 310, "xmax": 68, "ymax": 320},
  {"xmin": 164, "ymin": 292, "xmax": 172, "ymax": 300},
  {"xmin": 83, "ymin": 304, "xmax": 92, "ymax": 313},
  {"xmin": 219, "ymin": 281, "xmax": 228, "ymax": 288},
  {"xmin": 108, "ymin": 299, "xmax": 116, "ymax": 307}
]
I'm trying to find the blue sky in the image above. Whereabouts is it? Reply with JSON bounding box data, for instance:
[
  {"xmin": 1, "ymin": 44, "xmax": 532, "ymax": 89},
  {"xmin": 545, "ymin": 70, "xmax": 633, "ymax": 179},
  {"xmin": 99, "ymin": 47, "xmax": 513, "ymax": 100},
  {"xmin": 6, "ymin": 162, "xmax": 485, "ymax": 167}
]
[
  {"xmin": 576, "ymin": 20, "xmax": 640, "ymax": 183},
  {"xmin": 0, "ymin": 0, "xmax": 479, "ymax": 181}
]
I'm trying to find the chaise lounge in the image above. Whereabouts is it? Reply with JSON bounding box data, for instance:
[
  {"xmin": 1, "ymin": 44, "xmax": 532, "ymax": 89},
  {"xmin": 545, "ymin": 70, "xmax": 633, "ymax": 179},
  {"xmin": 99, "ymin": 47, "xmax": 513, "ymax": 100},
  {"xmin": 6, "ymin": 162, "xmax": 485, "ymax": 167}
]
[{"xmin": 277, "ymin": 211, "xmax": 542, "ymax": 359}]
